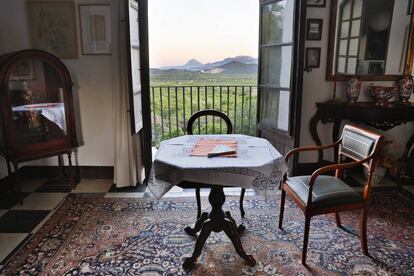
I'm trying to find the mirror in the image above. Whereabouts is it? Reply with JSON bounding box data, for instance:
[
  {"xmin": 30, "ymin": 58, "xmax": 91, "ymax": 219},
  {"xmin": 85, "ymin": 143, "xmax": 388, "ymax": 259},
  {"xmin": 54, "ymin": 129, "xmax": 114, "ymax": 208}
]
[
  {"xmin": 8, "ymin": 59, "xmax": 68, "ymax": 146},
  {"xmin": 327, "ymin": 0, "xmax": 414, "ymax": 80}
]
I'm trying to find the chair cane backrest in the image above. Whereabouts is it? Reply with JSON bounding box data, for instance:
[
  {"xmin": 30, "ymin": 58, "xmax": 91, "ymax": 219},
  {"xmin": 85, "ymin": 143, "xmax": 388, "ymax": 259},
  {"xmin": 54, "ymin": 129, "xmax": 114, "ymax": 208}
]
[
  {"xmin": 187, "ymin": 109, "xmax": 233, "ymax": 135},
  {"xmin": 339, "ymin": 124, "xmax": 383, "ymax": 177},
  {"xmin": 338, "ymin": 125, "xmax": 383, "ymax": 198},
  {"xmin": 339, "ymin": 125, "xmax": 382, "ymax": 163}
]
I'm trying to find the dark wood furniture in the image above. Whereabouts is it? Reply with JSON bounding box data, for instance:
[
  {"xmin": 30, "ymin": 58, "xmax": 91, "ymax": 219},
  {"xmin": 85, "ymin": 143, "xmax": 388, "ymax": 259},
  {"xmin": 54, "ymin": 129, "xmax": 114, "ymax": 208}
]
[
  {"xmin": 310, "ymin": 102, "xmax": 414, "ymax": 164},
  {"xmin": 279, "ymin": 124, "xmax": 383, "ymax": 265},
  {"xmin": 0, "ymin": 49, "xmax": 78, "ymax": 201},
  {"xmin": 180, "ymin": 184, "xmax": 255, "ymax": 270},
  {"xmin": 185, "ymin": 109, "xmax": 246, "ymax": 219}
]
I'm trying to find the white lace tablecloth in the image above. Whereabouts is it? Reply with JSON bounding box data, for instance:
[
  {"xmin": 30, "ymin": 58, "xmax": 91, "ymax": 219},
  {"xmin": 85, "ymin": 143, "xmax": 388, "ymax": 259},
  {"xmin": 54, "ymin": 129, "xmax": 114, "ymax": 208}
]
[
  {"xmin": 148, "ymin": 134, "xmax": 288, "ymax": 199},
  {"xmin": 12, "ymin": 103, "xmax": 66, "ymax": 131}
]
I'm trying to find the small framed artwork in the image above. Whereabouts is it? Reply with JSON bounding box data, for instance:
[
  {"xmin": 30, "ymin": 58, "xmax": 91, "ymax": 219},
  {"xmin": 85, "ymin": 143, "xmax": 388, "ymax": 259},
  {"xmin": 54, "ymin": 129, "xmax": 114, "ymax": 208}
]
[
  {"xmin": 305, "ymin": 47, "xmax": 321, "ymax": 69},
  {"xmin": 79, "ymin": 5, "xmax": 111, "ymax": 55},
  {"xmin": 306, "ymin": 0, "xmax": 326, "ymax": 8},
  {"xmin": 306, "ymin": 19, "xmax": 323, "ymax": 40},
  {"xmin": 27, "ymin": 1, "xmax": 78, "ymax": 59}
]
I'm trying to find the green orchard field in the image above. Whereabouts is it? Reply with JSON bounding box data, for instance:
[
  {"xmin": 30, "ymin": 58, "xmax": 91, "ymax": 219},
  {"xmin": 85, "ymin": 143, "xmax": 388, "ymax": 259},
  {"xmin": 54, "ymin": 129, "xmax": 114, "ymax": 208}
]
[{"xmin": 150, "ymin": 72, "xmax": 258, "ymax": 145}]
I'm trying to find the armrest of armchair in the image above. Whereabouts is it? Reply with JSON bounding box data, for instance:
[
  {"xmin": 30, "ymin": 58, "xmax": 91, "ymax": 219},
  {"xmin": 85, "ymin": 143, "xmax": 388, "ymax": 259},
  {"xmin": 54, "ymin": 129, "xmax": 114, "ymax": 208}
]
[
  {"xmin": 285, "ymin": 140, "xmax": 341, "ymax": 162},
  {"xmin": 308, "ymin": 156, "xmax": 371, "ymax": 187}
]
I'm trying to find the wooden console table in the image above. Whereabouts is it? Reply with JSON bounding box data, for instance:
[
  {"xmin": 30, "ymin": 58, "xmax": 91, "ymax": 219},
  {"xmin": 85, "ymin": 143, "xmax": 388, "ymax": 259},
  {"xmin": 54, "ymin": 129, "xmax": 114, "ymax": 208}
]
[{"xmin": 309, "ymin": 102, "xmax": 414, "ymax": 163}]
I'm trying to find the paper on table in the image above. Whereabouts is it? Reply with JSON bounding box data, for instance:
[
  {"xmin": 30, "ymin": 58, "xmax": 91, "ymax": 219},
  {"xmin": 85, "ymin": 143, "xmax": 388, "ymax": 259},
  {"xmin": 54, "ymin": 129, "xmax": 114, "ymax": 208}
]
[
  {"xmin": 207, "ymin": 145, "xmax": 236, "ymax": 157},
  {"xmin": 190, "ymin": 139, "xmax": 237, "ymax": 157}
]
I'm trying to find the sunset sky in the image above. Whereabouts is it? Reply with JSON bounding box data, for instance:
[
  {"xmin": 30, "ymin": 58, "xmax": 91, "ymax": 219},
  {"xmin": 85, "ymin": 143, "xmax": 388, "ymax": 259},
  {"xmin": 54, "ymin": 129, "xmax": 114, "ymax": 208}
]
[{"xmin": 148, "ymin": 0, "xmax": 259, "ymax": 68}]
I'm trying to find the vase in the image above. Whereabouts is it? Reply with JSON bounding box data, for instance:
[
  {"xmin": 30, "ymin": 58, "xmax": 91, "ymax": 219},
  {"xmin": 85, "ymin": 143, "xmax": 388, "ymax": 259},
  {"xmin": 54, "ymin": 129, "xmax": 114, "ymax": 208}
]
[
  {"xmin": 370, "ymin": 85, "xmax": 395, "ymax": 106},
  {"xmin": 398, "ymin": 76, "xmax": 413, "ymax": 103},
  {"xmin": 346, "ymin": 77, "xmax": 361, "ymax": 103}
]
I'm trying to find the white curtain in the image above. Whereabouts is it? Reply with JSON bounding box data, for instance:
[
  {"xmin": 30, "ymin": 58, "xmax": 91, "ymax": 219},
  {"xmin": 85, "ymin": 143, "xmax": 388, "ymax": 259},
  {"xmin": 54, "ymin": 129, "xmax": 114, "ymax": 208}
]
[{"xmin": 113, "ymin": 0, "xmax": 144, "ymax": 188}]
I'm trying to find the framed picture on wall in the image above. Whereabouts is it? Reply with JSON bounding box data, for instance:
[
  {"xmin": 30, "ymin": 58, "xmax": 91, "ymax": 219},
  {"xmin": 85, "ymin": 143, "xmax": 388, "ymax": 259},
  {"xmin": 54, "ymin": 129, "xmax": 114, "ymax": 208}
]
[
  {"xmin": 306, "ymin": 19, "xmax": 323, "ymax": 40},
  {"xmin": 79, "ymin": 5, "xmax": 111, "ymax": 55},
  {"xmin": 305, "ymin": 47, "xmax": 321, "ymax": 68},
  {"xmin": 306, "ymin": 0, "xmax": 326, "ymax": 8},
  {"xmin": 27, "ymin": 1, "xmax": 79, "ymax": 59},
  {"xmin": 408, "ymin": 0, "xmax": 413, "ymax": 15}
]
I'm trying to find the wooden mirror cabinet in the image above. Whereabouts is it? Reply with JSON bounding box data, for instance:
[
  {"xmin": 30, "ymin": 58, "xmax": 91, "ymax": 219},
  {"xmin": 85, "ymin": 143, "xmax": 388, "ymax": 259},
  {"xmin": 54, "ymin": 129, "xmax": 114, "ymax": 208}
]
[{"xmin": 0, "ymin": 49, "xmax": 78, "ymax": 202}]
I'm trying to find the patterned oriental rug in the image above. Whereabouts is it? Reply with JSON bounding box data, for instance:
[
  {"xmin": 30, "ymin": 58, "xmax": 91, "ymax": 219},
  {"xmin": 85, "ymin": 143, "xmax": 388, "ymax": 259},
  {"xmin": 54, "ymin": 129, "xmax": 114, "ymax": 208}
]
[{"xmin": 2, "ymin": 192, "xmax": 413, "ymax": 275}]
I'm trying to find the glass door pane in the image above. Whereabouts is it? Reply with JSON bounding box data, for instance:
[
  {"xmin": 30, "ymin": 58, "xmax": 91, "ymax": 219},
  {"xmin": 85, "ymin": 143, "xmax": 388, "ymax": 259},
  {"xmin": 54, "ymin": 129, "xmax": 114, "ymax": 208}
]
[
  {"xmin": 258, "ymin": 0, "xmax": 294, "ymax": 133},
  {"xmin": 260, "ymin": 46, "xmax": 292, "ymax": 88},
  {"xmin": 128, "ymin": 0, "xmax": 143, "ymax": 133},
  {"xmin": 261, "ymin": 0, "xmax": 294, "ymax": 45}
]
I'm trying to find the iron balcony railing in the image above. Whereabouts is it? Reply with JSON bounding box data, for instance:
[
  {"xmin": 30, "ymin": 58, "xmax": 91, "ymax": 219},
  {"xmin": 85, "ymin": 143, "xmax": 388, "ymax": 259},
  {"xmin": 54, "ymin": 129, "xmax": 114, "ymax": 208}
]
[{"xmin": 150, "ymin": 85, "xmax": 258, "ymax": 146}]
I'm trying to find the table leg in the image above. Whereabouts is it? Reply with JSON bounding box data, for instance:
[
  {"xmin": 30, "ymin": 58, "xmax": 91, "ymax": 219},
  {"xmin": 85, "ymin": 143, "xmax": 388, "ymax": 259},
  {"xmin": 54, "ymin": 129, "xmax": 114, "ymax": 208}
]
[
  {"xmin": 185, "ymin": 212, "xmax": 209, "ymax": 236},
  {"xmin": 222, "ymin": 217, "xmax": 256, "ymax": 266},
  {"xmin": 183, "ymin": 220, "xmax": 213, "ymax": 270},
  {"xmin": 183, "ymin": 186, "xmax": 256, "ymax": 270},
  {"xmin": 225, "ymin": 211, "xmax": 245, "ymax": 234}
]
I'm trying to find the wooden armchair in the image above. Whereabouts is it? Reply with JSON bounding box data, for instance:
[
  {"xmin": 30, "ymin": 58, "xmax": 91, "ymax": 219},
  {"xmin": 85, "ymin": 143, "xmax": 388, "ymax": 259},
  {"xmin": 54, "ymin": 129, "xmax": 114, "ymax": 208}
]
[
  {"xmin": 185, "ymin": 109, "xmax": 246, "ymax": 219},
  {"xmin": 279, "ymin": 124, "xmax": 383, "ymax": 265}
]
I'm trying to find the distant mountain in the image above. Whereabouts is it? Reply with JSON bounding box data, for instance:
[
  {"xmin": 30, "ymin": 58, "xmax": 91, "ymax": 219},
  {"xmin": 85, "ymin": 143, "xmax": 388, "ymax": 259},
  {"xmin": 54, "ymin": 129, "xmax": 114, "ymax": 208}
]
[
  {"xmin": 226, "ymin": 55, "xmax": 258, "ymax": 64},
  {"xmin": 207, "ymin": 61, "xmax": 257, "ymax": 74},
  {"xmin": 183, "ymin": 58, "xmax": 203, "ymax": 68},
  {"xmin": 158, "ymin": 55, "xmax": 258, "ymax": 71}
]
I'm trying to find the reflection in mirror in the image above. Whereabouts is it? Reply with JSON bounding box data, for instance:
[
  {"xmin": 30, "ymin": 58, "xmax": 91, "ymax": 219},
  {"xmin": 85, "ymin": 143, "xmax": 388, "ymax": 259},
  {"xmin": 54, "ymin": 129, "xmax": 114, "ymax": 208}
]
[
  {"xmin": 8, "ymin": 59, "xmax": 67, "ymax": 145},
  {"xmin": 330, "ymin": 0, "xmax": 412, "ymax": 78}
]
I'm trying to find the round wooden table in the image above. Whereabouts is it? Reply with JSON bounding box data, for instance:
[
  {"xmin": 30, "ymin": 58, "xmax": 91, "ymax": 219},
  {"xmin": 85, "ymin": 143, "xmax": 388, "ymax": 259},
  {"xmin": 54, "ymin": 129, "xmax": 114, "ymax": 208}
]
[{"xmin": 148, "ymin": 134, "xmax": 288, "ymax": 270}]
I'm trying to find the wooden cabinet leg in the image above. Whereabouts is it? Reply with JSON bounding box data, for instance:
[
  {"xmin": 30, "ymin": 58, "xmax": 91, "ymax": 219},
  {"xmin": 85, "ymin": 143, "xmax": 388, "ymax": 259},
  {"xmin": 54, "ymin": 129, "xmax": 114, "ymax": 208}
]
[
  {"xmin": 332, "ymin": 120, "xmax": 341, "ymax": 163},
  {"xmin": 12, "ymin": 162, "xmax": 23, "ymax": 205},
  {"xmin": 309, "ymin": 111, "xmax": 323, "ymax": 163},
  {"xmin": 58, "ymin": 154, "xmax": 64, "ymax": 184},
  {"xmin": 67, "ymin": 152, "xmax": 74, "ymax": 189}
]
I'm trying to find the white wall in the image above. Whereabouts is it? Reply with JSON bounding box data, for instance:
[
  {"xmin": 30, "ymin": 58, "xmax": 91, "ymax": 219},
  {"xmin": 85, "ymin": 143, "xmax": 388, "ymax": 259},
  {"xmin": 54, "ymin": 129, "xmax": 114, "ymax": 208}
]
[
  {"xmin": 300, "ymin": 1, "xmax": 414, "ymax": 163},
  {"xmin": 0, "ymin": 0, "xmax": 118, "ymax": 177},
  {"xmin": 1, "ymin": 0, "xmax": 412, "ymax": 176}
]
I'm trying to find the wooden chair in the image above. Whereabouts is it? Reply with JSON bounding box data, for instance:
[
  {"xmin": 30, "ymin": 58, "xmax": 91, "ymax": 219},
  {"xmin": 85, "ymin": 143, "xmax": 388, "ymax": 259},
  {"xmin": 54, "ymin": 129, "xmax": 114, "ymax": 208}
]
[
  {"xmin": 279, "ymin": 124, "xmax": 383, "ymax": 265},
  {"xmin": 186, "ymin": 109, "xmax": 246, "ymax": 219}
]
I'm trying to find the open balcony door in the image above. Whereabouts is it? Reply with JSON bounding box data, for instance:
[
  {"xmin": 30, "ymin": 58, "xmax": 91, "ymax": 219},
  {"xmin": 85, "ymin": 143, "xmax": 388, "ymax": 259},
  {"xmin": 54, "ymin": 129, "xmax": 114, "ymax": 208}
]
[
  {"xmin": 126, "ymin": 0, "xmax": 152, "ymax": 179},
  {"xmin": 257, "ymin": 0, "xmax": 305, "ymax": 171}
]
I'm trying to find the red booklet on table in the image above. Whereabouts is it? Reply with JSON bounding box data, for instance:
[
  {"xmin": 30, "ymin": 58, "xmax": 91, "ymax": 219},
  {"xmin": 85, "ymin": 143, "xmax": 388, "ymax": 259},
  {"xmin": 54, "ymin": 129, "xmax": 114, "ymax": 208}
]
[{"xmin": 190, "ymin": 139, "xmax": 237, "ymax": 158}]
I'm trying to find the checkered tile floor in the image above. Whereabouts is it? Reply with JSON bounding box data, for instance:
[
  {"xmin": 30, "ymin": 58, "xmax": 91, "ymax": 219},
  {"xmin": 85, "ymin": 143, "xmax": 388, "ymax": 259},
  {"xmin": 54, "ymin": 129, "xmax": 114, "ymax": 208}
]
[{"xmin": 0, "ymin": 178, "xmax": 255, "ymax": 268}]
